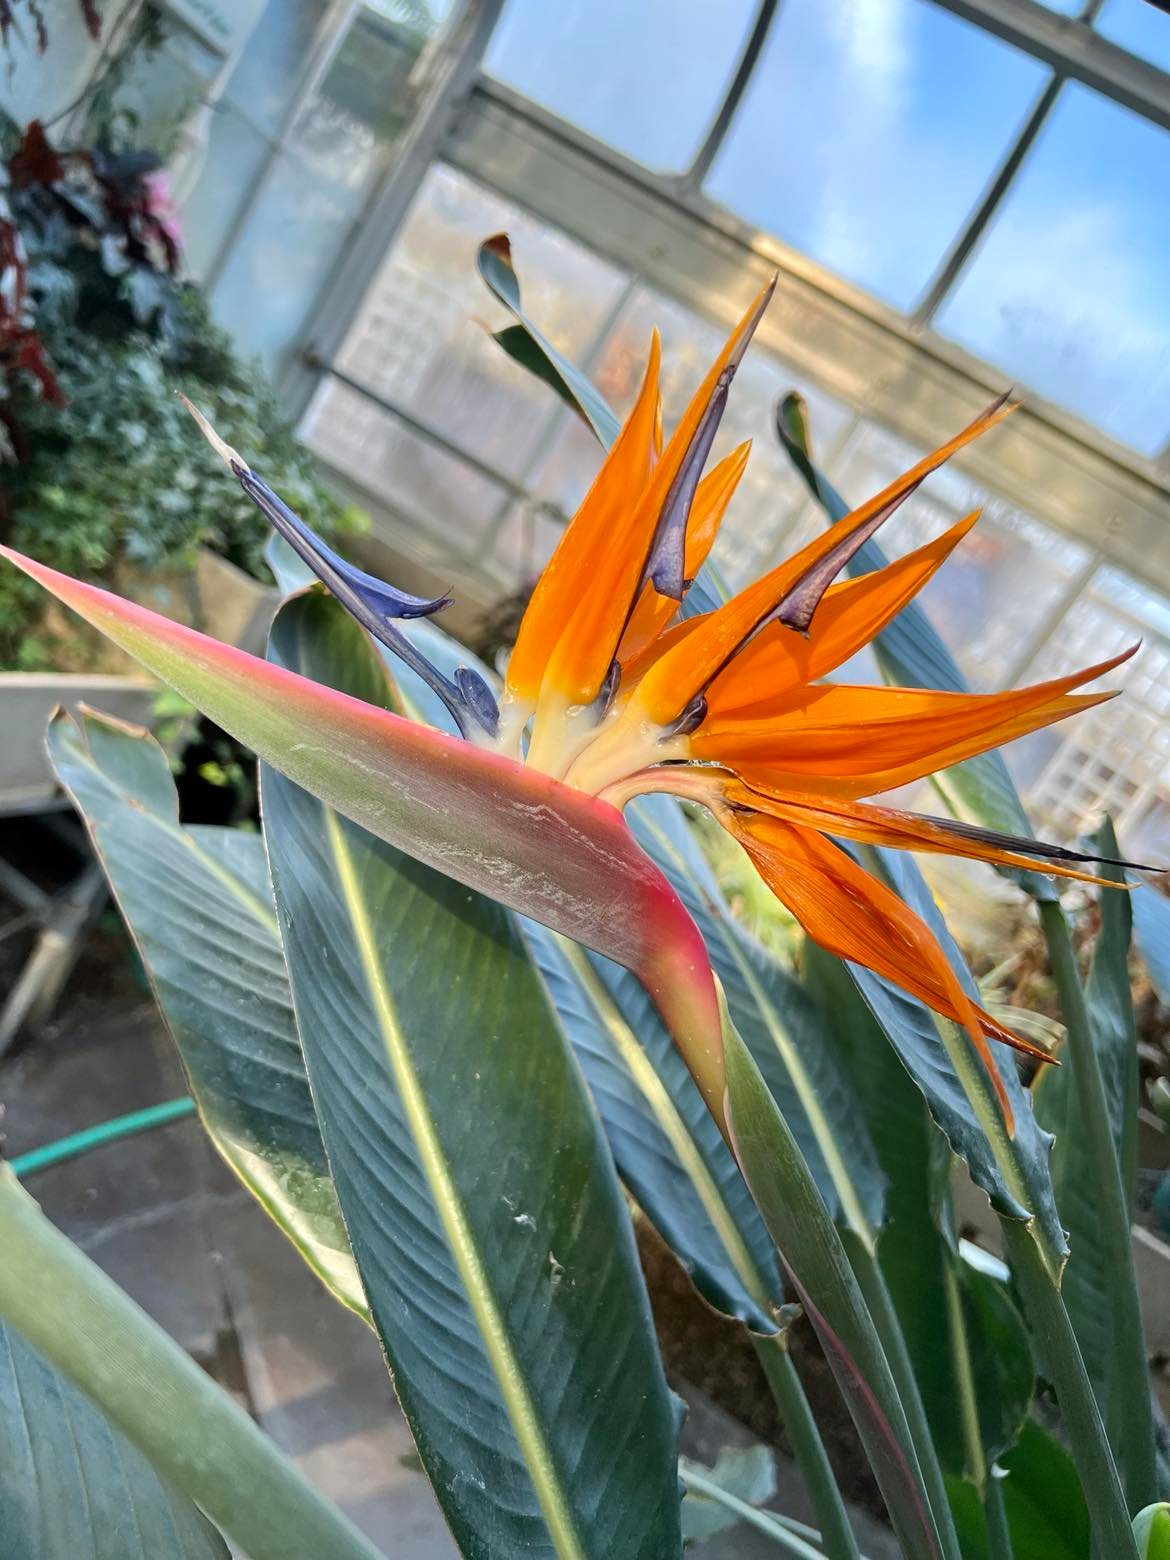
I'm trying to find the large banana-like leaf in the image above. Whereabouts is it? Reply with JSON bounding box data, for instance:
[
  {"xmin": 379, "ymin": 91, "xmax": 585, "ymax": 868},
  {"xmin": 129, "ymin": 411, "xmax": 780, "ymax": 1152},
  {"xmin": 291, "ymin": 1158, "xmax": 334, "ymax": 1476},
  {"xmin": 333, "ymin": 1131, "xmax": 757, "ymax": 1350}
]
[
  {"xmin": 525, "ymin": 921, "xmax": 782, "ymax": 1331},
  {"xmin": 1034, "ymin": 819, "xmax": 1139, "ymax": 1409},
  {"xmin": 0, "ymin": 1322, "xmax": 229, "ymax": 1559},
  {"xmin": 1, "ymin": 547, "xmax": 722, "ymax": 1108},
  {"xmin": 262, "ymin": 591, "xmax": 682, "ymax": 1559},
  {"xmin": 806, "ymin": 942, "xmax": 1033, "ymax": 1482},
  {"xmin": 46, "ymin": 708, "xmax": 365, "ymax": 1317}
]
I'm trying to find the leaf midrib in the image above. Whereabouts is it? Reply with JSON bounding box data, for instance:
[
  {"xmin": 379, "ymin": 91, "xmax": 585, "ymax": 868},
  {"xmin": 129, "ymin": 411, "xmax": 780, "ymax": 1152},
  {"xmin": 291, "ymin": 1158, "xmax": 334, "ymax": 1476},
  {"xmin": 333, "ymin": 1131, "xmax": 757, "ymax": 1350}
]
[
  {"xmin": 555, "ymin": 936, "xmax": 774, "ymax": 1318},
  {"xmin": 322, "ymin": 809, "xmax": 586, "ymax": 1560}
]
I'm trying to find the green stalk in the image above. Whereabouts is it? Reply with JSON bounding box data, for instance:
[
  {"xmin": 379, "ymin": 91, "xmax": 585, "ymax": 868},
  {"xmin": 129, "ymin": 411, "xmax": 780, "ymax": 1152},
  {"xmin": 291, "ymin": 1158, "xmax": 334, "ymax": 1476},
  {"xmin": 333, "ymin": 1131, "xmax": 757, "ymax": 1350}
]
[
  {"xmin": 752, "ymin": 1334, "xmax": 861, "ymax": 1560},
  {"xmin": 1001, "ymin": 1218, "xmax": 1137, "ymax": 1559},
  {"xmin": 0, "ymin": 1168, "xmax": 381, "ymax": 1560},
  {"xmin": 722, "ymin": 1016, "xmax": 949, "ymax": 1560},
  {"xmin": 984, "ymin": 1474, "xmax": 1014, "ymax": 1560},
  {"xmin": 678, "ymin": 1463, "xmax": 829, "ymax": 1558},
  {"xmin": 846, "ymin": 1236, "xmax": 962, "ymax": 1560},
  {"xmin": 939, "ymin": 1249, "xmax": 1017, "ymax": 1556},
  {"xmin": 1038, "ymin": 899, "xmax": 1157, "ymax": 1508},
  {"xmin": 941, "ymin": 1257, "xmax": 987, "ymax": 1493}
]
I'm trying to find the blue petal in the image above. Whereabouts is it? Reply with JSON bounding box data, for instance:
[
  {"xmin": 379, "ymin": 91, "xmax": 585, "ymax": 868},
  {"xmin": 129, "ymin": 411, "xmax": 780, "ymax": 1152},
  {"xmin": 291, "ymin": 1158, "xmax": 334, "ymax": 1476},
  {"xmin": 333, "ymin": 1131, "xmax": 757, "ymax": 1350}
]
[
  {"xmin": 233, "ymin": 461, "xmax": 498, "ymax": 741},
  {"xmin": 234, "ymin": 464, "xmax": 450, "ymax": 625},
  {"xmin": 642, "ymin": 280, "xmax": 773, "ymax": 602}
]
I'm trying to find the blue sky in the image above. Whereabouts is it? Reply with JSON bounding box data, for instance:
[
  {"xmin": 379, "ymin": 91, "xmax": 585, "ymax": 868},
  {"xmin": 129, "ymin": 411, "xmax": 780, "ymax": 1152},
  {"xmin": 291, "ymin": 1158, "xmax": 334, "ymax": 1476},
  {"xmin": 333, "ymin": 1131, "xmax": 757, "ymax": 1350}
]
[{"xmin": 485, "ymin": 0, "xmax": 1170, "ymax": 454}]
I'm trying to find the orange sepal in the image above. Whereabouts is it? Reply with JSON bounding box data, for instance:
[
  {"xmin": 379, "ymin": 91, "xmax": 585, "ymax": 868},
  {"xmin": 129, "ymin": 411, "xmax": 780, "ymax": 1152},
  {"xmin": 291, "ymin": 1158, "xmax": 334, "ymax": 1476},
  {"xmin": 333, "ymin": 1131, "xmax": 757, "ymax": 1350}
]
[
  {"xmin": 691, "ymin": 646, "xmax": 1135, "ymax": 798},
  {"xmin": 505, "ymin": 329, "xmax": 662, "ymax": 703},
  {"xmin": 540, "ymin": 281, "xmax": 773, "ymax": 706},
  {"xmin": 706, "ymin": 510, "xmax": 981, "ymax": 715},
  {"xmin": 718, "ymin": 808, "xmax": 1052, "ymax": 1127},
  {"xmin": 618, "ymin": 440, "xmax": 750, "ymax": 663},
  {"xmin": 635, "ymin": 399, "xmax": 1014, "ymax": 724},
  {"xmin": 722, "ymin": 781, "xmax": 1132, "ymax": 887}
]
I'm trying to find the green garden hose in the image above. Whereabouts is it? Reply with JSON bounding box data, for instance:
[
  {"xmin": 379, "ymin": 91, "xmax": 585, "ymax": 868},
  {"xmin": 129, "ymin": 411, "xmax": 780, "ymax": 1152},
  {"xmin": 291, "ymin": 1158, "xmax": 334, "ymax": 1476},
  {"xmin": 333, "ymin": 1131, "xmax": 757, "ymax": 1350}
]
[{"xmin": 8, "ymin": 1097, "xmax": 196, "ymax": 1178}]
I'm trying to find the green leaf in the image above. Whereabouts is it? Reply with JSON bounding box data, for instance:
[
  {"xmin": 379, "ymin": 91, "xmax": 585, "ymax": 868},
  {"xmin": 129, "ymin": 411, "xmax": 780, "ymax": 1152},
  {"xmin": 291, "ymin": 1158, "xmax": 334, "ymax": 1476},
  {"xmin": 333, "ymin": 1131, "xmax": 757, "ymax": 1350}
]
[
  {"xmin": 262, "ymin": 591, "xmax": 682, "ymax": 1559},
  {"xmin": 628, "ymin": 796, "xmax": 886, "ymax": 1245},
  {"xmin": 773, "ymin": 393, "xmax": 1055, "ymax": 902},
  {"xmin": 46, "ymin": 708, "xmax": 364, "ymax": 1317},
  {"xmin": 956, "ymin": 1258, "xmax": 1035, "ymax": 1470},
  {"xmin": 946, "ymin": 1420, "xmax": 1091, "ymax": 1560},
  {"xmin": 722, "ymin": 1015, "xmax": 946, "ymax": 1560},
  {"xmin": 0, "ymin": 1321, "xmax": 229, "ymax": 1559},
  {"xmin": 477, "ymin": 235, "xmax": 621, "ymax": 447},
  {"xmin": 805, "ymin": 944, "xmax": 1033, "ymax": 1480},
  {"xmin": 1033, "ymin": 818, "xmax": 1140, "ymax": 1409},
  {"xmin": 526, "ymin": 922, "xmax": 783, "ymax": 1331},
  {"xmin": 852, "ymin": 846, "xmax": 1065, "ymax": 1257}
]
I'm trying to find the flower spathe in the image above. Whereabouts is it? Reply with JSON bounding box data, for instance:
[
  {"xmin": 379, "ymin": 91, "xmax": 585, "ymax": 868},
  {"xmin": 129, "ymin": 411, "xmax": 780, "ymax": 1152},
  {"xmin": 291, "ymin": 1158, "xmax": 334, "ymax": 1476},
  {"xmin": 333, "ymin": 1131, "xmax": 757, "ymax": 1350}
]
[{"xmin": 5, "ymin": 280, "xmax": 1157, "ymax": 1134}]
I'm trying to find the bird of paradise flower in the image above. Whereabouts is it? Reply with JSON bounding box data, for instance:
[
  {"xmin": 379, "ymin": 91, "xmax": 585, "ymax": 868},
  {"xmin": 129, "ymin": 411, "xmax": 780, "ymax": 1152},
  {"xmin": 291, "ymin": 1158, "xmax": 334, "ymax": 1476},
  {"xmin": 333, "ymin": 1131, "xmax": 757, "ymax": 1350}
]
[{"xmin": 3, "ymin": 275, "xmax": 1152, "ymax": 1135}]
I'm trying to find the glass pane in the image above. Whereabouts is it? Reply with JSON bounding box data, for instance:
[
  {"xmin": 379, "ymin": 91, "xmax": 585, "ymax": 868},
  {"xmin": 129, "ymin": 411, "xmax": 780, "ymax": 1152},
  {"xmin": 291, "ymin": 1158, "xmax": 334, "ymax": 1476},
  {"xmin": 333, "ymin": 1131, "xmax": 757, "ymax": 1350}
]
[
  {"xmin": 1096, "ymin": 0, "xmax": 1170, "ymax": 73},
  {"xmin": 207, "ymin": 7, "xmax": 431, "ymax": 369},
  {"xmin": 828, "ymin": 420, "xmax": 1091, "ymax": 689},
  {"xmin": 87, "ymin": 20, "xmax": 221, "ymax": 153},
  {"xmin": 483, "ymin": 0, "xmax": 759, "ymax": 172},
  {"xmin": 1014, "ymin": 569, "xmax": 1170, "ymax": 842},
  {"xmin": 220, "ymin": 0, "xmax": 332, "ymax": 137},
  {"xmin": 333, "ymin": 164, "xmax": 629, "ymax": 482},
  {"xmin": 288, "ymin": 8, "xmax": 422, "ymax": 189},
  {"xmin": 179, "ymin": 108, "xmax": 271, "ymax": 282},
  {"xmin": 705, "ymin": 0, "xmax": 1048, "ymax": 310},
  {"xmin": 936, "ymin": 85, "xmax": 1170, "ymax": 455},
  {"xmin": 302, "ymin": 379, "xmax": 516, "ymax": 577}
]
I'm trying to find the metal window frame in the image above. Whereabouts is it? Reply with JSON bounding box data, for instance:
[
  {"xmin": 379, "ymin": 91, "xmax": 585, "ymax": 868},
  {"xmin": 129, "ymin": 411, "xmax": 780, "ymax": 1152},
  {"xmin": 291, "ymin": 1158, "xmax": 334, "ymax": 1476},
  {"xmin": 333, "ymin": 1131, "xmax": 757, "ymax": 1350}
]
[
  {"xmin": 440, "ymin": 78, "xmax": 1170, "ymax": 584},
  {"xmin": 290, "ymin": 0, "xmax": 1170, "ymax": 595}
]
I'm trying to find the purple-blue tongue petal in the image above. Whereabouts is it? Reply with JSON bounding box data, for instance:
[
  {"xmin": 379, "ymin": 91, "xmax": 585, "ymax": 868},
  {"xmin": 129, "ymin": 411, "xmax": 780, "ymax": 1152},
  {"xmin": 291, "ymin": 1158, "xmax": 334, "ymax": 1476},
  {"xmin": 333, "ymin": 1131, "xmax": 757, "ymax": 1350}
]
[
  {"xmin": 646, "ymin": 369, "xmax": 730, "ymax": 602},
  {"xmin": 232, "ymin": 463, "xmax": 498, "ymax": 739},
  {"xmin": 233, "ymin": 465, "xmax": 449, "ymax": 624},
  {"xmin": 642, "ymin": 284, "xmax": 771, "ymax": 604}
]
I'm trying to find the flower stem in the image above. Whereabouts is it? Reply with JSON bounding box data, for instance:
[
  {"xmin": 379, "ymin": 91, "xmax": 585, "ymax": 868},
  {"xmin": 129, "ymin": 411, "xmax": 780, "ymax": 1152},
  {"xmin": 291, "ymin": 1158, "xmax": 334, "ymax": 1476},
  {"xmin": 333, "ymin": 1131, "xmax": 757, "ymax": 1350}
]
[
  {"xmin": 722, "ymin": 1014, "xmax": 950, "ymax": 1560},
  {"xmin": 1038, "ymin": 898, "xmax": 1157, "ymax": 1508},
  {"xmin": 1001, "ymin": 1217, "xmax": 1137, "ymax": 1559},
  {"xmin": 846, "ymin": 1236, "xmax": 962, "ymax": 1560},
  {"xmin": 752, "ymin": 1333, "xmax": 861, "ymax": 1560},
  {"xmin": 0, "ymin": 1168, "xmax": 380, "ymax": 1560},
  {"xmin": 985, "ymin": 1472, "xmax": 1014, "ymax": 1560}
]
